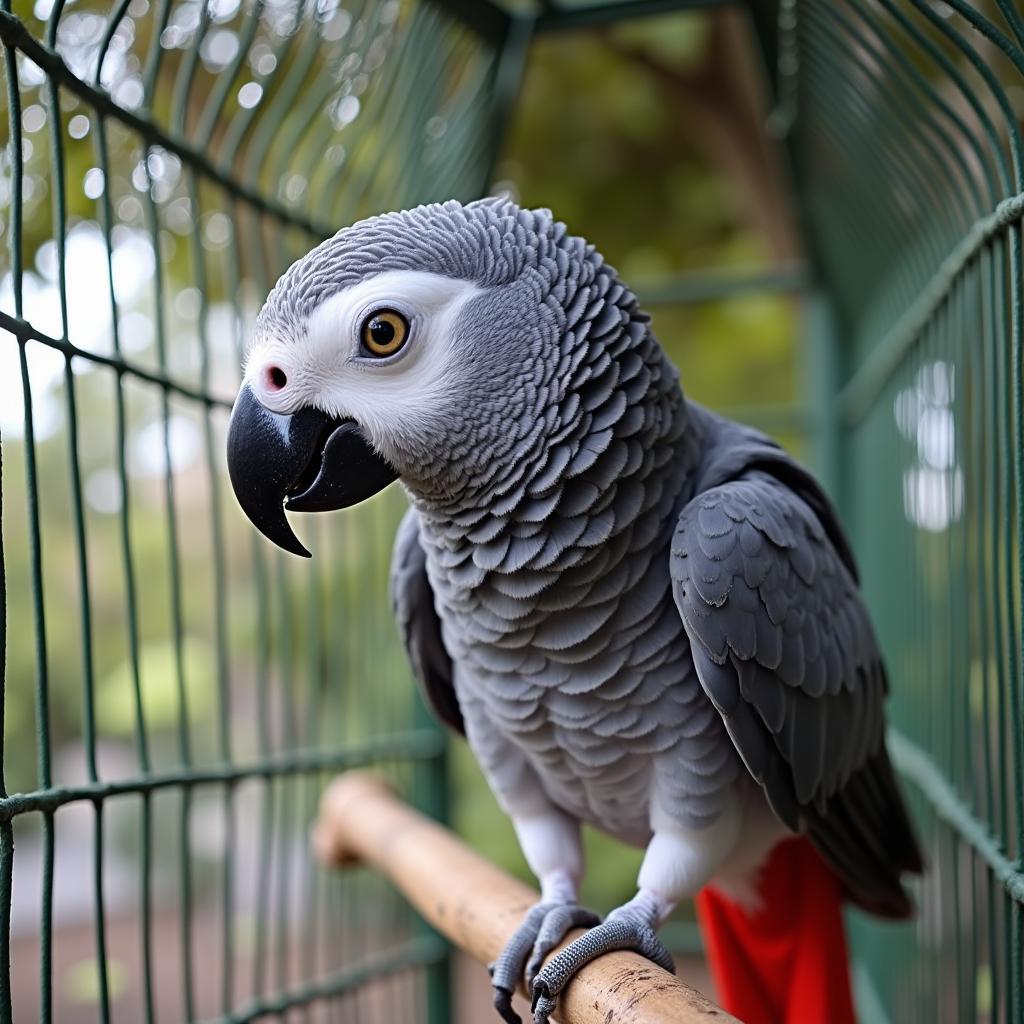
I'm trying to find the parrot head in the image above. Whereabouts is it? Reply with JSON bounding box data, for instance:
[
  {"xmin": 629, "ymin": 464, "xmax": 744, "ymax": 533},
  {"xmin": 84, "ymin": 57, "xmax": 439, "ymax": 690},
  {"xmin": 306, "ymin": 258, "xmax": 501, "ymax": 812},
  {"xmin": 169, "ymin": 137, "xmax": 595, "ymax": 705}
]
[{"xmin": 227, "ymin": 197, "xmax": 643, "ymax": 557}]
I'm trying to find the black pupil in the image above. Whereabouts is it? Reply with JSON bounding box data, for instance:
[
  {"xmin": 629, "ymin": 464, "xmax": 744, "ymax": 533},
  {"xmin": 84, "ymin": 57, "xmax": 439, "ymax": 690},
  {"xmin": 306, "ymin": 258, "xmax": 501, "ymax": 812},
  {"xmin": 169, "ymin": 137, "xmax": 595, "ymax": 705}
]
[{"xmin": 369, "ymin": 317, "xmax": 396, "ymax": 347}]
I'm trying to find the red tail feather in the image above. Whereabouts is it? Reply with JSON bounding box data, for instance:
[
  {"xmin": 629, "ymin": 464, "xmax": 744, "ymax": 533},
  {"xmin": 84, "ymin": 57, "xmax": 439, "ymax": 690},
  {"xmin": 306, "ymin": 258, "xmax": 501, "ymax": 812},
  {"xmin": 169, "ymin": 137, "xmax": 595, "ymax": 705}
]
[{"xmin": 696, "ymin": 837, "xmax": 856, "ymax": 1024}]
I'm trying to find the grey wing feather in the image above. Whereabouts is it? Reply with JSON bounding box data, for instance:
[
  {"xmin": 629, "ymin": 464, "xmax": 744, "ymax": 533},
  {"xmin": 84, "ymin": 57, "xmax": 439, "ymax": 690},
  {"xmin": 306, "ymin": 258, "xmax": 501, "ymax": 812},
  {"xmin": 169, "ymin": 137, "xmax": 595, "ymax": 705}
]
[
  {"xmin": 390, "ymin": 506, "xmax": 464, "ymax": 735},
  {"xmin": 670, "ymin": 468, "xmax": 922, "ymax": 918}
]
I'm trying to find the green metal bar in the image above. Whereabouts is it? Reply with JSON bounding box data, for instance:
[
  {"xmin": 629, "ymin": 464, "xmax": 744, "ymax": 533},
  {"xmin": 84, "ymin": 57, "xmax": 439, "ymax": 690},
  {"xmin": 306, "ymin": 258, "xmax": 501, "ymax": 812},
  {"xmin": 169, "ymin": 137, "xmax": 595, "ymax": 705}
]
[
  {"xmin": 837, "ymin": 193, "xmax": 1024, "ymax": 426},
  {"xmin": 872, "ymin": 0, "xmax": 1007, "ymax": 201},
  {"xmin": 94, "ymin": 0, "xmax": 133, "ymax": 86},
  {"xmin": 427, "ymin": 0, "xmax": 509, "ymax": 48},
  {"xmin": 186, "ymin": 145, "xmax": 241, "ymax": 1017},
  {"xmin": 329, "ymin": 3, "xmax": 441, "ymax": 224},
  {"xmin": 137, "ymin": 135, "xmax": 198, "ymax": 1021},
  {"xmin": 481, "ymin": 12, "xmax": 534, "ymax": 191},
  {"xmin": 994, "ymin": 0, "xmax": 1024, "ymax": 50},
  {"xmin": 788, "ymin": 52, "xmax": 927, "ymax": 322},
  {"xmin": 92, "ymin": 113, "xmax": 152, "ymax": 770},
  {"xmin": 941, "ymin": 1, "xmax": 1024, "ymax": 79},
  {"xmin": 635, "ymin": 264, "xmax": 808, "ymax": 306},
  {"xmin": 535, "ymin": 0, "xmax": 734, "ymax": 33},
  {"xmin": 801, "ymin": 21, "xmax": 957, "ymax": 304},
  {"xmin": 1004, "ymin": 221, "xmax": 1024, "ymax": 1016},
  {"xmin": 0, "ymin": 432, "xmax": 8, "ymax": 1024},
  {"xmin": 169, "ymin": 0, "xmax": 212, "ymax": 142},
  {"xmin": 888, "ymin": 727, "xmax": 1024, "ymax": 902},
  {"xmin": 0, "ymin": 311, "xmax": 235, "ymax": 407},
  {"xmin": 261, "ymin": 32, "xmax": 340, "ymax": 207},
  {"xmin": 46, "ymin": 34, "xmax": 114, "ymax": 1019},
  {"xmin": 803, "ymin": 10, "xmax": 974, "ymax": 250},
  {"xmin": 273, "ymin": 555, "xmax": 297, "ymax": 997},
  {"xmin": 219, "ymin": 231, "xmax": 243, "ymax": 1024},
  {"xmin": 299, "ymin": 543, "xmax": 325, "ymax": 1024},
  {"xmin": 215, "ymin": 0, "xmax": 311, "ymax": 176},
  {"xmin": 977, "ymin": 240, "xmax": 1001, "ymax": 1014},
  {"xmin": 6, "ymin": 57, "xmax": 58, "ymax": 1024},
  {"xmin": 901, "ymin": 1, "xmax": 1019, "ymax": 192},
  {"xmin": 193, "ymin": 0, "xmax": 267, "ymax": 147},
  {"xmin": 250, "ymin": 568, "xmax": 276, "ymax": 1002},
  {"xmin": 412, "ymin": 698, "xmax": 452, "ymax": 1024},
  {"xmin": 990, "ymin": 232, "xmax": 1012, "ymax": 859},
  {"xmin": 832, "ymin": 3, "xmax": 989, "ymax": 218},
  {"xmin": 0, "ymin": 733, "xmax": 443, "ymax": 823},
  {"xmin": 141, "ymin": 0, "xmax": 172, "ymax": 102},
  {"xmin": 0, "ymin": 9, "xmax": 335, "ymax": 237},
  {"xmin": 960, "ymin": 266, "xmax": 980, "ymax": 1024},
  {"xmin": 197, "ymin": 934, "xmax": 447, "ymax": 1024}
]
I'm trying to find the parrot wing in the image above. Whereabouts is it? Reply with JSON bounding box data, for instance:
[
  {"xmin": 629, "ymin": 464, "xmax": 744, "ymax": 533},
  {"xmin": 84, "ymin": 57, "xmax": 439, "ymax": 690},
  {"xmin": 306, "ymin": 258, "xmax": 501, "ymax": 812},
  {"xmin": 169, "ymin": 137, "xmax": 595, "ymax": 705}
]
[
  {"xmin": 390, "ymin": 506, "xmax": 464, "ymax": 735},
  {"xmin": 670, "ymin": 466, "xmax": 922, "ymax": 917}
]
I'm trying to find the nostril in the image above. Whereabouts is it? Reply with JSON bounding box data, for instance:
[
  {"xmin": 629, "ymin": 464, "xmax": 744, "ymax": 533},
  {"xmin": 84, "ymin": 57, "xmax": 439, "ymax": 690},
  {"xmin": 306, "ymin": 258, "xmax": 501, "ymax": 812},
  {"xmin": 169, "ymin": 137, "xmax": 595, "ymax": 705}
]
[{"xmin": 263, "ymin": 364, "xmax": 288, "ymax": 392}]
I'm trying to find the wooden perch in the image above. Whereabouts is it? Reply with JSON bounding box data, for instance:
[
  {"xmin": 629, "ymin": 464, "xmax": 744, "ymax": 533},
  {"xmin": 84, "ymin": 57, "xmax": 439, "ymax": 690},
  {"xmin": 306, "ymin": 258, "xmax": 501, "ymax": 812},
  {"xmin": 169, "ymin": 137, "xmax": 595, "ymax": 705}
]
[{"xmin": 312, "ymin": 772, "xmax": 737, "ymax": 1024}]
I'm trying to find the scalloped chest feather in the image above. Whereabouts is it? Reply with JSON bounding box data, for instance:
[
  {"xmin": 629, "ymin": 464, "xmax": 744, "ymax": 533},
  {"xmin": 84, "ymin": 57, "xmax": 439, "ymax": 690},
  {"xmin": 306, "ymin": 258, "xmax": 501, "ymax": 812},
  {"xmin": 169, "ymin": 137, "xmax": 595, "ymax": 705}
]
[{"xmin": 416, "ymin": 397, "xmax": 742, "ymax": 841}]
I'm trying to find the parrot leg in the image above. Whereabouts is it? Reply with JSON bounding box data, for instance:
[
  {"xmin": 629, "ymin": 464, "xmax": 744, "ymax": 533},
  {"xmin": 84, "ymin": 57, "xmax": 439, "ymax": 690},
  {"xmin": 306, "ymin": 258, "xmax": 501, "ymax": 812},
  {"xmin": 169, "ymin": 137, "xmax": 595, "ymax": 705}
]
[
  {"xmin": 490, "ymin": 809, "xmax": 591, "ymax": 1024},
  {"xmin": 528, "ymin": 799, "xmax": 742, "ymax": 1024},
  {"xmin": 527, "ymin": 890, "xmax": 674, "ymax": 1024}
]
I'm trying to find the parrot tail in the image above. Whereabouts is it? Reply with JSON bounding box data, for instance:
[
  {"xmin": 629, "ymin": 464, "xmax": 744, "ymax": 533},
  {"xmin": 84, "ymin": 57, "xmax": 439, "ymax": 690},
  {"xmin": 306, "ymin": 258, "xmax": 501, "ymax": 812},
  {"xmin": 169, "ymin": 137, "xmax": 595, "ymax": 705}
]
[{"xmin": 696, "ymin": 836, "xmax": 856, "ymax": 1024}]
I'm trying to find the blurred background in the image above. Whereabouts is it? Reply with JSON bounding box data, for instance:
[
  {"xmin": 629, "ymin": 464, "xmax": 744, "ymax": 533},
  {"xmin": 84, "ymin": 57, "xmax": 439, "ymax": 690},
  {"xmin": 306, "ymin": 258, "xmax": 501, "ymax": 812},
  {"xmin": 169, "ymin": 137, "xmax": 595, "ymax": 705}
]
[{"xmin": 2, "ymin": 0, "xmax": 1022, "ymax": 1021}]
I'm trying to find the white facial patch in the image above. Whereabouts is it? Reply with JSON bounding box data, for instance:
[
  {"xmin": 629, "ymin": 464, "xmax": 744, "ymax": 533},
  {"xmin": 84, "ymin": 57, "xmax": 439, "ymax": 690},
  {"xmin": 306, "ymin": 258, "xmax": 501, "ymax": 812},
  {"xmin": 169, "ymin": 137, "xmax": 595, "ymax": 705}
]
[{"xmin": 245, "ymin": 270, "xmax": 482, "ymax": 454}]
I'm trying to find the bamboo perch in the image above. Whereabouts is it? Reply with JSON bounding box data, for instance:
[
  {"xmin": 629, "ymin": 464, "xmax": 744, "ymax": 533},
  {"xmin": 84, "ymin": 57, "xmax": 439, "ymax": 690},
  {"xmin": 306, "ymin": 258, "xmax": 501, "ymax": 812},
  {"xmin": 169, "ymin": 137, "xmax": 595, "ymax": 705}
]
[{"xmin": 312, "ymin": 772, "xmax": 737, "ymax": 1024}]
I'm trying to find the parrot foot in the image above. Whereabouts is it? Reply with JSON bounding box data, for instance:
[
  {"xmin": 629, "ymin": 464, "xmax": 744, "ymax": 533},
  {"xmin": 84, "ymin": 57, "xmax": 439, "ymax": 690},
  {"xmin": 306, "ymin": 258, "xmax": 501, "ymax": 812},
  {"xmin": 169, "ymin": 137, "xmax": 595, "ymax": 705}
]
[
  {"xmin": 491, "ymin": 900, "xmax": 601, "ymax": 1024},
  {"xmin": 527, "ymin": 899, "xmax": 675, "ymax": 1024}
]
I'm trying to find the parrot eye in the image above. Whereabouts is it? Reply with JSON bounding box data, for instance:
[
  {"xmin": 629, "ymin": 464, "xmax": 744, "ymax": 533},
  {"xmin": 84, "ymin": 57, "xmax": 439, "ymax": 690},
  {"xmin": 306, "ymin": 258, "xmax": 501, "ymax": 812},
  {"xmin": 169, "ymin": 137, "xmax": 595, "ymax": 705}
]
[{"xmin": 360, "ymin": 309, "xmax": 409, "ymax": 357}]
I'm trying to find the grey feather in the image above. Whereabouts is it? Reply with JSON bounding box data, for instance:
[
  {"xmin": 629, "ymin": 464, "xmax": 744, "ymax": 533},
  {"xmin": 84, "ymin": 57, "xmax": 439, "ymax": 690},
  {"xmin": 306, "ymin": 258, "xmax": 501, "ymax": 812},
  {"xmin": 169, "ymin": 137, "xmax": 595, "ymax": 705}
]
[
  {"xmin": 389, "ymin": 508, "xmax": 463, "ymax": 735},
  {"xmin": 670, "ymin": 437, "xmax": 922, "ymax": 914}
]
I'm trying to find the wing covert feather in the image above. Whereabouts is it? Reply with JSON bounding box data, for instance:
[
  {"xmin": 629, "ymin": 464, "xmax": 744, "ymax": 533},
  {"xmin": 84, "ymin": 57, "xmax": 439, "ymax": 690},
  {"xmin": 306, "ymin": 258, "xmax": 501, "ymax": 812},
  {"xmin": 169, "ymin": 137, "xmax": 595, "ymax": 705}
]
[
  {"xmin": 670, "ymin": 469, "xmax": 922, "ymax": 916},
  {"xmin": 390, "ymin": 507, "xmax": 464, "ymax": 735}
]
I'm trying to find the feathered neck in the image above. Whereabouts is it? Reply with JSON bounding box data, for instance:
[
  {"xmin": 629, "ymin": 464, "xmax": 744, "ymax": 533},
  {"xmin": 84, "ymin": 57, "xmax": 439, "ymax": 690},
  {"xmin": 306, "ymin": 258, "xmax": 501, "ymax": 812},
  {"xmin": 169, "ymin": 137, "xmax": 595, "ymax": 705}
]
[{"xmin": 406, "ymin": 306, "xmax": 701, "ymax": 593}]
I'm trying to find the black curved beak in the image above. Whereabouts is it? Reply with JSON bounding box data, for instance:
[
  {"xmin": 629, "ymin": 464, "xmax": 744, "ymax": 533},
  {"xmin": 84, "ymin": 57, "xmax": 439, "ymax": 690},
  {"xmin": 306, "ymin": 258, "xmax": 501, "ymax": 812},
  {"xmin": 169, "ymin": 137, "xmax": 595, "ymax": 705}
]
[{"xmin": 226, "ymin": 384, "xmax": 398, "ymax": 557}]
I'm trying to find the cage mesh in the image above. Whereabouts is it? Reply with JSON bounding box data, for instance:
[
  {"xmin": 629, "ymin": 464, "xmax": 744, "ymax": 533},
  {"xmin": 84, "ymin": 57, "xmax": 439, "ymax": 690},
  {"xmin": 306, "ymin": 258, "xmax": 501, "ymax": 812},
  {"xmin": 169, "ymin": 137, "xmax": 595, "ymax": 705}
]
[
  {"xmin": 0, "ymin": 0, "xmax": 507, "ymax": 1019},
  {"xmin": 785, "ymin": 2, "xmax": 1024, "ymax": 1021}
]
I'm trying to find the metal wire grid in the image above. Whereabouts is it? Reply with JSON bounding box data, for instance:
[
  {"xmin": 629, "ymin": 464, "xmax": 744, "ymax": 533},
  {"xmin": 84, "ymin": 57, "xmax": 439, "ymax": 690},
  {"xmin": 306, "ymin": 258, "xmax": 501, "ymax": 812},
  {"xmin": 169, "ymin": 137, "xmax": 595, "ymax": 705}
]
[
  {"xmin": 0, "ymin": 0, "xmax": 508, "ymax": 1019},
  {"xmin": 782, "ymin": 2, "xmax": 1024, "ymax": 1020}
]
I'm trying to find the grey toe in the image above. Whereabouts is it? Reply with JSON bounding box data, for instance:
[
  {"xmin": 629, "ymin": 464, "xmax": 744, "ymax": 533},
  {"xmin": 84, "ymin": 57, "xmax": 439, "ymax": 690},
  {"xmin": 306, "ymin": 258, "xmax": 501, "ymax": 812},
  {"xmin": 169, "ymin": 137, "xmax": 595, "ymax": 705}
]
[
  {"xmin": 525, "ymin": 905, "xmax": 601, "ymax": 987},
  {"xmin": 490, "ymin": 900, "xmax": 600, "ymax": 1024},
  {"xmin": 529, "ymin": 917, "xmax": 675, "ymax": 1018},
  {"xmin": 491, "ymin": 903, "xmax": 551, "ymax": 996}
]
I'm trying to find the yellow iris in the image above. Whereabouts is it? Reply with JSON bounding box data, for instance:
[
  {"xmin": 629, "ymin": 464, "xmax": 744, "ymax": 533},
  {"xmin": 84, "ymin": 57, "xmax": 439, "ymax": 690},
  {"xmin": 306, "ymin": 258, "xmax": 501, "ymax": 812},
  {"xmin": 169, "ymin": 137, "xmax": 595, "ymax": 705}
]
[{"xmin": 361, "ymin": 309, "xmax": 409, "ymax": 356}]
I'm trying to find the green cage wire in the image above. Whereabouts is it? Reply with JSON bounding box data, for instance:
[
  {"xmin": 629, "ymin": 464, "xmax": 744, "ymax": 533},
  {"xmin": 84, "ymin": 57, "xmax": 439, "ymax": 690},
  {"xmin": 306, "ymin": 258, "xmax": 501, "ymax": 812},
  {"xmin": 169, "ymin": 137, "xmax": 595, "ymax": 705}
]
[
  {"xmin": 791, "ymin": 4, "xmax": 1024, "ymax": 1023},
  {"xmin": 0, "ymin": 0, "xmax": 1021, "ymax": 1022}
]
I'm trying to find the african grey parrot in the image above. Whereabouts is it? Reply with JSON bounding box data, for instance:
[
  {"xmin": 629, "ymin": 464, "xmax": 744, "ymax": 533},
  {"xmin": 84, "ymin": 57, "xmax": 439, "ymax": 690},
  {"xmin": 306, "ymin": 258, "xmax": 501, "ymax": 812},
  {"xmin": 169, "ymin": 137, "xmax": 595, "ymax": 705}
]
[{"xmin": 226, "ymin": 198, "xmax": 922, "ymax": 1024}]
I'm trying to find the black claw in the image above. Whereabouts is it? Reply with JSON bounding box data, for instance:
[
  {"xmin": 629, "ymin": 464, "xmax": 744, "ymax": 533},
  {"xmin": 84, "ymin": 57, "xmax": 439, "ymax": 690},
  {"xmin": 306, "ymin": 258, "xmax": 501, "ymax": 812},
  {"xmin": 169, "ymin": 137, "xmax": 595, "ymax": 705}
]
[
  {"xmin": 493, "ymin": 986, "xmax": 521, "ymax": 1024},
  {"xmin": 530, "ymin": 980, "xmax": 549, "ymax": 1014}
]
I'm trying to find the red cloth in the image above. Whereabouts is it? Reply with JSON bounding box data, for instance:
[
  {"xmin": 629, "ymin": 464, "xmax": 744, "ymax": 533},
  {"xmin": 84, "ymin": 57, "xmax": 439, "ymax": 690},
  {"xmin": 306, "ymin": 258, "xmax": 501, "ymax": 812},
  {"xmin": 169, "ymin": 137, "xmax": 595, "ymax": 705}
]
[{"xmin": 696, "ymin": 837, "xmax": 856, "ymax": 1024}]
